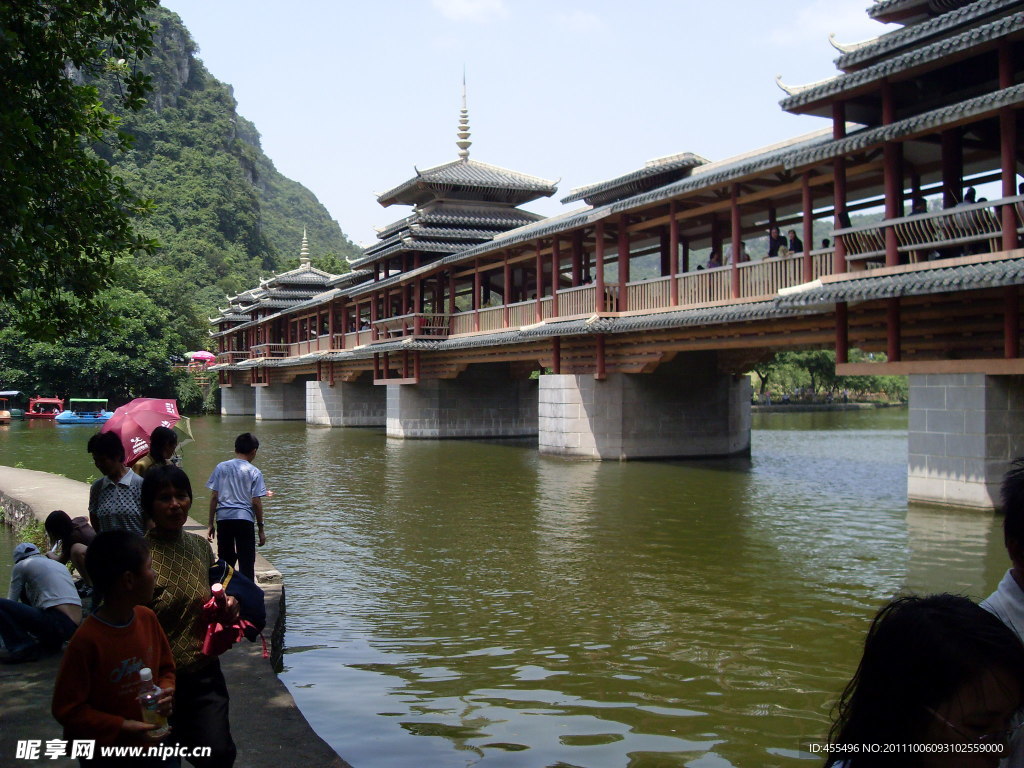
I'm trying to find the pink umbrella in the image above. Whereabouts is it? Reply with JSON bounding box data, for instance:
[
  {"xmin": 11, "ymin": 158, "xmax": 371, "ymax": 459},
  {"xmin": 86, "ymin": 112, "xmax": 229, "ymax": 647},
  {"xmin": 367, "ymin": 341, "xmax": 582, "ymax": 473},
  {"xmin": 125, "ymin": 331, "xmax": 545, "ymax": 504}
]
[
  {"xmin": 187, "ymin": 351, "xmax": 216, "ymax": 361},
  {"xmin": 101, "ymin": 398, "xmax": 181, "ymax": 465}
]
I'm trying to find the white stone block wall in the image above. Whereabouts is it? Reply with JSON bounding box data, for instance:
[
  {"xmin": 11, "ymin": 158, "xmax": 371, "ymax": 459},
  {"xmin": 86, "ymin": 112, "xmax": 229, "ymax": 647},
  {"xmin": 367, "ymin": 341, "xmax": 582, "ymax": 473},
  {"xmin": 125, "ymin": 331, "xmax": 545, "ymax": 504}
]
[
  {"xmin": 306, "ymin": 380, "xmax": 386, "ymax": 427},
  {"xmin": 908, "ymin": 373, "xmax": 1024, "ymax": 509},
  {"xmin": 255, "ymin": 381, "xmax": 307, "ymax": 421},
  {"xmin": 220, "ymin": 385, "xmax": 255, "ymax": 416},
  {"xmin": 538, "ymin": 352, "xmax": 751, "ymax": 460},
  {"xmin": 386, "ymin": 364, "xmax": 538, "ymax": 438}
]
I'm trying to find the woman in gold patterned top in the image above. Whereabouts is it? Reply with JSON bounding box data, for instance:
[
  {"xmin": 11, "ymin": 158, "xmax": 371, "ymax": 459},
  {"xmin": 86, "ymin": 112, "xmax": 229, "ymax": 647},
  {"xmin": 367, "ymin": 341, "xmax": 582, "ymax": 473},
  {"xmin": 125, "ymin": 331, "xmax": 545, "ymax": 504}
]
[{"xmin": 143, "ymin": 466, "xmax": 238, "ymax": 767}]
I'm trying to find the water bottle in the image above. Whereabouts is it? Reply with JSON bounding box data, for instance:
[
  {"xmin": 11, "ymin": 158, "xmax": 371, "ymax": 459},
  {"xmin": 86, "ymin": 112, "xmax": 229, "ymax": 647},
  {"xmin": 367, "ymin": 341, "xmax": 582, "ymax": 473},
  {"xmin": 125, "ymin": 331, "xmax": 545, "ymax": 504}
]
[{"xmin": 137, "ymin": 667, "xmax": 170, "ymax": 738}]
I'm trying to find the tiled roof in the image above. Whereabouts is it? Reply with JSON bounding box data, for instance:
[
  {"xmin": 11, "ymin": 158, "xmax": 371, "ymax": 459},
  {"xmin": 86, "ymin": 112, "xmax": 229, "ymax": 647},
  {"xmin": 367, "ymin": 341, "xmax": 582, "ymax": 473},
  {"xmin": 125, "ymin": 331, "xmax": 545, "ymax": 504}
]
[
  {"xmin": 561, "ymin": 152, "xmax": 708, "ymax": 206},
  {"xmin": 373, "ymin": 207, "xmax": 540, "ymax": 240},
  {"xmin": 775, "ymin": 258, "xmax": 1024, "ymax": 307},
  {"xmin": 326, "ymin": 269, "xmax": 372, "ymax": 288},
  {"xmin": 267, "ymin": 269, "xmax": 336, "ymax": 286},
  {"xmin": 781, "ymin": 12, "xmax": 1023, "ymax": 111},
  {"xmin": 783, "ymin": 83, "xmax": 1024, "ymax": 169},
  {"xmin": 376, "ymin": 158, "xmax": 557, "ymax": 207},
  {"xmin": 839, "ymin": 0, "xmax": 1018, "ymax": 71},
  {"xmin": 210, "ymin": 314, "xmax": 249, "ymax": 325},
  {"xmin": 869, "ymin": 0, "xmax": 974, "ymax": 24}
]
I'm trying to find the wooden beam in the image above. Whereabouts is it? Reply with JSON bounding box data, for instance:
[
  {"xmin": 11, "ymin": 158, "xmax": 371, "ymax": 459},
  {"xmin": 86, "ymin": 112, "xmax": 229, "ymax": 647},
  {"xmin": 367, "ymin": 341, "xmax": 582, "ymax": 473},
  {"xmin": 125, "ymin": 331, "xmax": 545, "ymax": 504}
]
[{"xmin": 838, "ymin": 359, "xmax": 1024, "ymax": 376}]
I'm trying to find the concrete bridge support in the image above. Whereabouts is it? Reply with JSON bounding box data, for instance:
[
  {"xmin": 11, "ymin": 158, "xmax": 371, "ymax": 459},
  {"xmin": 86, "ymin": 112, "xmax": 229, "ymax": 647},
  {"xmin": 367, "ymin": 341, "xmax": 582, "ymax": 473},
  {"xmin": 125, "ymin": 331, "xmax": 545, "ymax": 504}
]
[
  {"xmin": 386, "ymin": 363, "xmax": 538, "ymax": 439},
  {"xmin": 220, "ymin": 386, "xmax": 255, "ymax": 416},
  {"xmin": 538, "ymin": 352, "xmax": 751, "ymax": 460},
  {"xmin": 306, "ymin": 379, "xmax": 386, "ymax": 427},
  {"xmin": 255, "ymin": 381, "xmax": 307, "ymax": 421},
  {"xmin": 908, "ymin": 374, "xmax": 1024, "ymax": 509}
]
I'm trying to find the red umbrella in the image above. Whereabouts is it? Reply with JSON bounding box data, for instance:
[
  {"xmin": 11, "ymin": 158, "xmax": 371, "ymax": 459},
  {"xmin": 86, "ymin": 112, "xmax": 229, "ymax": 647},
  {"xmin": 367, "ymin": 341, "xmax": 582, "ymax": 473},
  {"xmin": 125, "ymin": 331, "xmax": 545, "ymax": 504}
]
[{"xmin": 101, "ymin": 399, "xmax": 181, "ymax": 465}]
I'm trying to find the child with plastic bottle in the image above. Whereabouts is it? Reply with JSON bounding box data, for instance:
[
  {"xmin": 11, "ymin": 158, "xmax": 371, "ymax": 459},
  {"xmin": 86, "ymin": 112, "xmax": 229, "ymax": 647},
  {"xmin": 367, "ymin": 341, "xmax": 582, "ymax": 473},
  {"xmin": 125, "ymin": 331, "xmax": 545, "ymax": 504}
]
[{"xmin": 52, "ymin": 530, "xmax": 174, "ymax": 766}]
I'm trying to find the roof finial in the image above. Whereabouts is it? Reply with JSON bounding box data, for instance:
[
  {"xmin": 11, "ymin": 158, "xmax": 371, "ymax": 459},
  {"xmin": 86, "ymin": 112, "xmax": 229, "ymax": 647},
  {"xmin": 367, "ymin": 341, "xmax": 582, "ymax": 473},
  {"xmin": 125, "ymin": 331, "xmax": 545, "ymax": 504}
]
[
  {"xmin": 300, "ymin": 227, "xmax": 310, "ymax": 267},
  {"xmin": 456, "ymin": 70, "xmax": 471, "ymax": 161}
]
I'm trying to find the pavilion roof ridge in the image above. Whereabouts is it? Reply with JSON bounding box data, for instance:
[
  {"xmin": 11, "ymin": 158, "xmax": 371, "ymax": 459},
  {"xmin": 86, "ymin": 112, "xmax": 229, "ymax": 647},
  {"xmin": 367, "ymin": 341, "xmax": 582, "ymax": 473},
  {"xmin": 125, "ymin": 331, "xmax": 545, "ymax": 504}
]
[
  {"xmin": 838, "ymin": 0, "xmax": 1019, "ymax": 71},
  {"xmin": 828, "ymin": 32, "xmax": 878, "ymax": 55},
  {"xmin": 561, "ymin": 152, "xmax": 709, "ymax": 205},
  {"xmin": 780, "ymin": 10, "xmax": 1023, "ymax": 111}
]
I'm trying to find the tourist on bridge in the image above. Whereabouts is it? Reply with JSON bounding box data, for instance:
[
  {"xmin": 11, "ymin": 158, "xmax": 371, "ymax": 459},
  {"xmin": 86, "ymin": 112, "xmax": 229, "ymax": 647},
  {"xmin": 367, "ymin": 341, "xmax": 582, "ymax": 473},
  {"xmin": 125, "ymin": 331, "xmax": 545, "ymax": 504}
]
[
  {"xmin": 786, "ymin": 229, "xmax": 803, "ymax": 254},
  {"xmin": 206, "ymin": 433, "xmax": 268, "ymax": 582},
  {"xmin": 87, "ymin": 431, "xmax": 145, "ymax": 536},
  {"xmin": 826, "ymin": 593, "xmax": 1024, "ymax": 766},
  {"xmin": 0, "ymin": 543, "xmax": 81, "ymax": 663},
  {"xmin": 766, "ymin": 226, "xmax": 786, "ymax": 258},
  {"xmin": 145, "ymin": 465, "xmax": 238, "ymax": 767}
]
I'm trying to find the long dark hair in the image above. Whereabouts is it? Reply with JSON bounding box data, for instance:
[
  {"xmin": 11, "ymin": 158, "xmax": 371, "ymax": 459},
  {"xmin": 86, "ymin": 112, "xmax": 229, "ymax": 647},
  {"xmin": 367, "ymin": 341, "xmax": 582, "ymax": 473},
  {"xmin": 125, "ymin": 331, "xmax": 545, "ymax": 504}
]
[
  {"xmin": 827, "ymin": 593, "xmax": 1024, "ymax": 766},
  {"xmin": 149, "ymin": 426, "xmax": 178, "ymax": 465},
  {"xmin": 140, "ymin": 465, "xmax": 193, "ymax": 520}
]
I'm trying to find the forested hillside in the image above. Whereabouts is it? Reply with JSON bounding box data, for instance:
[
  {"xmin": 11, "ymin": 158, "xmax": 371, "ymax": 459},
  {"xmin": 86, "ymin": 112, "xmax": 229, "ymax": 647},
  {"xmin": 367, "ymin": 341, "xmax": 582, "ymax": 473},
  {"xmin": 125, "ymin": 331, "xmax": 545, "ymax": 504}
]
[{"xmin": 0, "ymin": 5, "xmax": 358, "ymax": 404}]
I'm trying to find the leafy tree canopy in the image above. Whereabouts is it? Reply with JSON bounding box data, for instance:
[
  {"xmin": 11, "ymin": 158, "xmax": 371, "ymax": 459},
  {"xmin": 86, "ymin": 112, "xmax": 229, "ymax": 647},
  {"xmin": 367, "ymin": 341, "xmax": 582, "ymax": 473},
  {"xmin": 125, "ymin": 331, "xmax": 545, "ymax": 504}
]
[{"xmin": 0, "ymin": 0, "xmax": 161, "ymax": 338}]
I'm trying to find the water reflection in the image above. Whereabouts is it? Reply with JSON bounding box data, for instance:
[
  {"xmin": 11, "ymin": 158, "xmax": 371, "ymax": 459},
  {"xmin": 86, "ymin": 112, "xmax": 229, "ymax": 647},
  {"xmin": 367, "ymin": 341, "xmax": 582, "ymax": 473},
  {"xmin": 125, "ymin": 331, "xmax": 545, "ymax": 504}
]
[{"xmin": 0, "ymin": 409, "xmax": 1011, "ymax": 768}]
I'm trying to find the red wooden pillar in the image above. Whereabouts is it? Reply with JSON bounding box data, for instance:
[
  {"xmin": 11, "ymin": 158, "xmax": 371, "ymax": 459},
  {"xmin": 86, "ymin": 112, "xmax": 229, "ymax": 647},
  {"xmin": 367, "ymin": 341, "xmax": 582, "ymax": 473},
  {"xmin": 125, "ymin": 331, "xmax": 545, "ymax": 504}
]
[
  {"xmin": 1000, "ymin": 43, "xmax": 1019, "ymax": 252},
  {"xmin": 503, "ymin": 252, "xmax": 511, "ymax": 328},
  {"xmin": 836, "ymin": 303, "xmax": 849, "ymax": 365},
  {"xmin": 941, "ymin": 129, "xmax": 963, "ymax": 209},
  {"xmin": 801, "ymin": 173, "xmax": 813, "ymax": 283},
  {"xmin": 882, "ymin": 81, "xmax": 902, "ymax": 268},
  {"xmin": 595, "ymin": 220, "xmax": 606, "ymax": 312},
  {"xmin": 833, "ymin": 102, "xmax": 848, "ymax": 275},
  {"xmin": 618, "ymin": 214, "xmax": 629, "ymax": 311},
  {"xmin": 535, "ymin": 240, "xmax": 543, "ymax": 322},
  {"xmin": 669, "ymin": 200, "xmax": 679, "ymax": 306},
  {"xmin": 730, "ymin": 183, "xmax": 741, "ymax": 299},
  {"xmin": 571, "ymin": 231, "xmax": 583, "ymax": 286},
  {"xmin": 551, "ymin": 236, "xmax": 560, "ymax": 317},
  {"xmin": 473, "ymin": 259, "xmax": 481, "ymax": 332},
  {"xmin": 659, "ymin": 228, "xmax": 670, "ymax": 276},
  {"xmin": 595, "ymin": 334, "xmax": 606, "ymax": 380},
  {"xmin": 448, "ymin": 271, "xmax": 456, "ymax": 315},
  {"xmin": 552, "ymin": 337, "xmax": 561, "ymax": 374},
  {"xmin": 710, "ymin": 213, "xmax": 722, "ymax": 258},
  {"xmin": 327, "ymin": 299, "xmax": 335, "ymax": 348}
]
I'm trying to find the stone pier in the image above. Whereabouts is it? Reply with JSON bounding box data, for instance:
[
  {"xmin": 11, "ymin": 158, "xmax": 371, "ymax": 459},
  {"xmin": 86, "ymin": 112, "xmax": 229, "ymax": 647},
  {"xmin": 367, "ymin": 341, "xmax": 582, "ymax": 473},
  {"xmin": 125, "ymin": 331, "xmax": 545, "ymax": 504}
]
[
  {"xmin": 220, "ymin": 385, "xmax": 255, "ymax": 416},
  {"xmin": 538, "ymin": 352, "xmax": 751, "ymax": 460},
  {"xmin": 306, "ymin": 377, "xmax": 386, "ymax": 427},
  {"xmin": 255, "ymin": 380, "xmax": 307, "ymax": 421},
  {"xmin": 386, "ymin": 362, "xmax": 538, "ymax": 438},
  {"xmin": 908, "ymin": 373, "xmax": 1024, "ymax": 509}
]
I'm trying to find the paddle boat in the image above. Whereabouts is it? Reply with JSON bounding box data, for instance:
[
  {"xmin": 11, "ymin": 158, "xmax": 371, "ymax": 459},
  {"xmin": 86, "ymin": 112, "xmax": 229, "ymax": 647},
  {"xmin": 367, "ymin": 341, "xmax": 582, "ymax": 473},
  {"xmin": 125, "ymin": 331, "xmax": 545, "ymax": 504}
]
[
  {"xmin": 55, "ymin": 398, "xmax": 114, "ymax": 425},
  {"xmin": 0, "ymin": 397, "xmax": 11, "ymax": 425},
  {"xmin": 26, "ymin": 395, "xmax": 64, "ymax": 420},
  {"xmin": 0, "ymin": 390, "xmax": 25, "ymax": 419}
]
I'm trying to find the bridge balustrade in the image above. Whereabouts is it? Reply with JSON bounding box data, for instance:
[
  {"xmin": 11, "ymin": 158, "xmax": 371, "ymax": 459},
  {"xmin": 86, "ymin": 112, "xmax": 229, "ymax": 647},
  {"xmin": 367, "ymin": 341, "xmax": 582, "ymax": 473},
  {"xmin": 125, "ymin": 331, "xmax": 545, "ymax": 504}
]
[
  {"xmin": 836, "ymin": 194, "xmax": 1024, "ymax": 264},
  {"xmin": 477, "ymin": 306, "xmax": 505, "ymax": 332},
  {"xmin": 250, "ymin": 343, "xmax": 290, "ymax": 358},
  {"xmin": 372, "ymin": 313, "xmax": 452, "ymax": 341},
  {"xmin": 343, "ymin": 330, "xmax": 371, "ymax": 348},
  {"xmin": 507, "ymin": 301, "xmax": 535, "ymax": 328},
  {"xmin": 678, "ymin": 267, "xmax": 732, "ymax": 305},
  {"xmin": 737, "ymin": 253, "xmax": 807, "ymax": 298},
  {"xmin": 450, "ymin": 313, "xmax": 475, "ymax": 335},
  {"xmin": 216, "ymin": 351, "xmax": 251, "ymax": 364},
  {"xmin": 626, "ymin": 277, "xmax": 671, "ymax": 310},
  {"xmin": 556, "ymin": 285, "xmax": 597, "ymax": 317}
]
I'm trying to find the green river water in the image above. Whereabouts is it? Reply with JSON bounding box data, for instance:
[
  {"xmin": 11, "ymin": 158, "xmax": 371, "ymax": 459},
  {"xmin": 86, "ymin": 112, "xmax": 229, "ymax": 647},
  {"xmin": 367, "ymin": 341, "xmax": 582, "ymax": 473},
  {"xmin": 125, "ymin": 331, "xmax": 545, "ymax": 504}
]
[{"xmin": 0, "ymin": 409, "xmax": 1008, "ymax": 767}]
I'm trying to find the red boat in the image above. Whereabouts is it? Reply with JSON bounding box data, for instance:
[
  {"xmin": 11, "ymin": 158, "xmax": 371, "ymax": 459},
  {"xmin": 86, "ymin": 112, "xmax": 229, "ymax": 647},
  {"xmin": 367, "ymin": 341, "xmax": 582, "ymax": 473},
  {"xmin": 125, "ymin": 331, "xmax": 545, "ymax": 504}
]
[{"xmin": 26, "ymin": 396, "xmax": 64, "ymax": 419}]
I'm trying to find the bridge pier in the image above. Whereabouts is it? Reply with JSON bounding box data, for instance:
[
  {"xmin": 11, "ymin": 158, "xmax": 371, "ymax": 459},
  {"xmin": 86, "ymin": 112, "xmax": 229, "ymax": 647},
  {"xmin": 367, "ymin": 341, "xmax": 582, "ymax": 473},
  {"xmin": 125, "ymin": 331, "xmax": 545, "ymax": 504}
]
[
  {"xmin": 386, "ymin": 363, "xmax": 538, "ymax": 438},
  {"xmin": 538, "ymin": 352, "xmax": 751, "ymax": 460},
  {"xmin": 908, "ymin": 374, "xmax": 1024, "ymax": 509},
  {"xmin": 220, "ymin": 385, "xmax": 255, "ymax": 416},
  {"xmin": 255, "ymin": 381, "xmax": 307, "ymax": 421},
  {"xmin": 306, "ymin": 378, "xmax": 386, "ymax": 427}
]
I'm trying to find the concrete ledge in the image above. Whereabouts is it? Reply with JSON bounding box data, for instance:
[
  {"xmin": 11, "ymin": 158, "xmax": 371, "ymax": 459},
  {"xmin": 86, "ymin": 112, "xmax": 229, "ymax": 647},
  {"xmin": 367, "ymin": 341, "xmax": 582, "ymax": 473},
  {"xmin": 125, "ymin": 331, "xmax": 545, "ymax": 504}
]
[{"xmin": 0, "ymin": 465, "xmax": 348, "ymax": 768}]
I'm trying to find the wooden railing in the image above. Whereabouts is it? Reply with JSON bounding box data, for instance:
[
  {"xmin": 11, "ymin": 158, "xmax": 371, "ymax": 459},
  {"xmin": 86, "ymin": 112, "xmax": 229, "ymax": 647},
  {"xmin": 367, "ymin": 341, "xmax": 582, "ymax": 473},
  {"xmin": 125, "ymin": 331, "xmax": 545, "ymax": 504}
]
[
  {"xmin": 342, "ymin": 330, "xmax": 372, "ymax": 348},
  {"xmin": 508, "ymin": 300, "xmax": 536, "ymax": 327},
  {"xmin": 738, "ymin": 253, "xmax": 806, "ymax": 298},
  {"xmin": 250, "ymin": 343, "xmax": 290, "ymax": 358},
  {"xmin": 216, "ymin": 351, "xmax": 250, "ymax": 364},
  {"xmin": 373, "ymin": 313, "xmax": 451, "ymax": 340},
  {"xmin": 450, "ymin": 313, "xmax": 475, "ymax": 335},
  {"xmin": 626, "ymin": 277, "xmax": 671, "ymax": 311},
  {"xmin": 836, "ymin": 194, "xmax": 1024, "ymax": 263},
  {"xmin": 478, "ymin": 306, "xmax": 504, "ymax": 332},
  {"xmin": 678, "ymin": 267, "xmax": 732, "ymax": 305},
  {"xmin": 557, "ymin": 284, "xmax": 596, "ymax": 316}
]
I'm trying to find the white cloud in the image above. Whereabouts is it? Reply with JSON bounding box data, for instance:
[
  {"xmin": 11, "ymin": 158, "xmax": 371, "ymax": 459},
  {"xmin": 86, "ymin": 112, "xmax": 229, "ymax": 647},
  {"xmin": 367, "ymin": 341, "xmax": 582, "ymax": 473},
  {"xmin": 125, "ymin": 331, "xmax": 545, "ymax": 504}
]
[
  {"xmin": 431, "ymin": 0, "xmax": 509, "ymax": 23},
  {"xmin": 769, "ymin": 0, "xmax": 892, "ymax": 46},
  {"xmin": 553, "ymin": 9, "xmax": 606, "ymax": 35}
]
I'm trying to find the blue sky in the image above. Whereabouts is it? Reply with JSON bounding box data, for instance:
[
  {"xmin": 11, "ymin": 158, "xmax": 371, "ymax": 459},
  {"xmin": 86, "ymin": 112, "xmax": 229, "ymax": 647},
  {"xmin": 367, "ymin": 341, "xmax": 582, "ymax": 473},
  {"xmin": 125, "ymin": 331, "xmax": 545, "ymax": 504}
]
[{"xmin": 160, "ymin": 0, "xmax": 892, "ymax": 247}]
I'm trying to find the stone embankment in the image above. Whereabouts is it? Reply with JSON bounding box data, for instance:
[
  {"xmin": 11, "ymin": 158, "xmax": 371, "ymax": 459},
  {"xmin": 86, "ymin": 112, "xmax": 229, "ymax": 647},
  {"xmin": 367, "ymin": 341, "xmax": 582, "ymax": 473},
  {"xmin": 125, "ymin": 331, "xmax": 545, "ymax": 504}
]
[{"xmin": 0, "ymin": 465, "xmax": 349, "ymax": 768}]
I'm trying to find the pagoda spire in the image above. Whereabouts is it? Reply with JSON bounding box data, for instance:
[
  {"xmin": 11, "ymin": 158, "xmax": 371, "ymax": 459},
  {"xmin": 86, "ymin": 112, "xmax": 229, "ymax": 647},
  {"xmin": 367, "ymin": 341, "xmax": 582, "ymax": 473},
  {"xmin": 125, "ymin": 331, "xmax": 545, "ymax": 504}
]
[
  {"xmin": 456, "ymin": 72, "xmax": 471, "ymax": 161},
  {"xmin": 300, "ymin": 227, "xmax": 310, "ymax": 267}
]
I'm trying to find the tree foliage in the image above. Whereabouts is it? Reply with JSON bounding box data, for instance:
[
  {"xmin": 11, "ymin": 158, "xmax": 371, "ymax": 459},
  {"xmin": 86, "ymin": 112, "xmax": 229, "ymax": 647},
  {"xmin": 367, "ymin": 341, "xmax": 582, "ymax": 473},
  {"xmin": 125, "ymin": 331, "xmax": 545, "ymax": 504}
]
[
  {"xmin": 749, "ymin": 349, "xmax": 908, "ymax": 401},
  {"xmin": 0, "ymin": 0, "xmax": 160, "ymax": 338}
]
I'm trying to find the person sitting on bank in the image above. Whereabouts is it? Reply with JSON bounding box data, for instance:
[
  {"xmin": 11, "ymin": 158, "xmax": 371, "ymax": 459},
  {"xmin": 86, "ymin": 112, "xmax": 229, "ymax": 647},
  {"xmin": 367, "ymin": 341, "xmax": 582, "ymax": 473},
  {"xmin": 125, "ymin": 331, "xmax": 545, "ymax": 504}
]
[
  {"xmin": 52, "ymin": 531, "xmax": 174, "ymax": 761},
  {"xmin": 786, "ymin": 229, "xmax": 803, "ymax": 254},
  {"xmin": 131, "ymin": 426, "xmax": 180, "ymax": 478},
  {"xmin": 87, "ymin": 431, "xmax": 145, "ymax": 536},
  {"xmin": 826, "ymin": 593, "xmax": 1024, "ymax": 767},
  {"xmin": 44, "ymin": 510, "xmax": 96, "ymax": 590},
  {"xmin": 766, "ymin": 226, "xmax": 786, "ymax": 258},
  {"xmin": 0, "ymin": 543, "xmax": 82, "ymax": 663}
]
